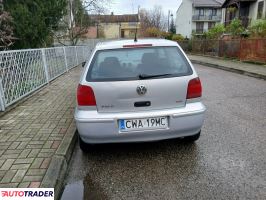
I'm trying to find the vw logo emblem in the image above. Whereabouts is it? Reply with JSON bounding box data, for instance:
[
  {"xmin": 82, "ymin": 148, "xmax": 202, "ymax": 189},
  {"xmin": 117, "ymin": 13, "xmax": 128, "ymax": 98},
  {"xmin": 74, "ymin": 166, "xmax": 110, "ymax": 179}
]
[{"xmin": 136, "ymin": 85, "xmax": 147, "ymax": 95}]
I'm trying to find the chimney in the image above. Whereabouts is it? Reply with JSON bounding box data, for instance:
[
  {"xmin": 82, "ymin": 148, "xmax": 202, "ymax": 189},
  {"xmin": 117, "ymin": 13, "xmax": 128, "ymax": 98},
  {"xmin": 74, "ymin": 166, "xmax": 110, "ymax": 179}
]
[{"xmin": 111, "ymin": 12, "xmax": 114, "ymax": 15}]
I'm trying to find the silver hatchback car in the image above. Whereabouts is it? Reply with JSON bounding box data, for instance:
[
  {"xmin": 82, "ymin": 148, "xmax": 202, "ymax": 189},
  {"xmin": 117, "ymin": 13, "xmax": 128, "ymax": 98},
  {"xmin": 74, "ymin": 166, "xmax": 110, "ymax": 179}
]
[{"xmin": 75, "ymin": 39, "xmax": 206, "ymax": 150}]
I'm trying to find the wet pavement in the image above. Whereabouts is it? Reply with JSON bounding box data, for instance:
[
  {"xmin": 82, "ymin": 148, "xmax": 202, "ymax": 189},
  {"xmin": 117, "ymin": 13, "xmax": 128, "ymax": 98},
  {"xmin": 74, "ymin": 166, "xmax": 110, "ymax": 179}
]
[{"xmin": 61, "ymin": 64, "xmax": 266, "ymax": 200}]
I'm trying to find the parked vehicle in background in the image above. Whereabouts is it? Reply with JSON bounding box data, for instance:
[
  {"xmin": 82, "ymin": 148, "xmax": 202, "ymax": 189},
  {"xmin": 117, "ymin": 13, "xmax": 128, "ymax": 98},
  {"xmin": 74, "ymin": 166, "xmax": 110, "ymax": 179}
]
[{"xmin": 74, "ymin": 39, "xmax": 206, "ymax": 151}]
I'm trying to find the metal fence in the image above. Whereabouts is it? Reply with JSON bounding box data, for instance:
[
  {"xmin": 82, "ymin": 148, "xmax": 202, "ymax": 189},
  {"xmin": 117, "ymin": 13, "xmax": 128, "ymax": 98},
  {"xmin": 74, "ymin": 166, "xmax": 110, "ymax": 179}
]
[{"xmin": 0, "ymin": 45, "xmax": 92, "ymax": 111}]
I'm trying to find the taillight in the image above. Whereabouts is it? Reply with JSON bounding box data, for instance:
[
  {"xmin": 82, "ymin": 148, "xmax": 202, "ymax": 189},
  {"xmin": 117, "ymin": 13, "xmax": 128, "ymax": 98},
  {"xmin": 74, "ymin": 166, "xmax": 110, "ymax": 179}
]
[
  {"xmin": 123, "ymin": 44, "xmax": 152, "ymax": 48},
  {"xmin": 77, "ymin": 84, "xmax": 96, "ymax": 106},
  {"xmin": 187, "ymin": 78, "xmax": 202, "ymax": 99}
]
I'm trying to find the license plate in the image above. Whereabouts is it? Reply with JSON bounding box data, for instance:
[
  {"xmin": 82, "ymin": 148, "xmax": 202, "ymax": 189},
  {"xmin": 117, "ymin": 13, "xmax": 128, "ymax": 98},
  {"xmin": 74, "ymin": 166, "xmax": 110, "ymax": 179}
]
[{"xmin": 119, "ymin": 116, "xmax": 168, "ymax": 132}]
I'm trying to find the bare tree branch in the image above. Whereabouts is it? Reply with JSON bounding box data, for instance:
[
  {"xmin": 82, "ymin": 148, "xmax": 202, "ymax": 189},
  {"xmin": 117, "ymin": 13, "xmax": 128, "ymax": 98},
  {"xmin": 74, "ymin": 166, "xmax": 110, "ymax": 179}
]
[
  {"xmin": 139, "ymin": 6, "xmax": 167, "ymax": 37},
  {"xmin": 54, "ymin": 0, "xmax": 109, "ymax": 46},
  {"xmin": 0, "ymin": 10, "xmax": 16, "ymax": 50}
]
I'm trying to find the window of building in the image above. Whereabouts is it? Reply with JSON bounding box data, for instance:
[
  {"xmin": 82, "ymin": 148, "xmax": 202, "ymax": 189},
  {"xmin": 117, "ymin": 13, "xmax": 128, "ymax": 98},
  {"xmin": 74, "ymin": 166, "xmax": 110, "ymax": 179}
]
[
  {"xmin": 199, "ymin": 8, "xmax": 204, "ymax": 16},
  {"xmin": 208, "ymin": 22, "xmax": 215, "ymax": 30},
  {"xmin": 257, "ymin": 1, "xmax": 264, "ymax": 19},
  {"xmin": 196, "ymin": 22, "xmax": 204, "ymax": 33},
  {"xmin": 211, "ymin": 8, "xmax": 217, "ymax": 16}
]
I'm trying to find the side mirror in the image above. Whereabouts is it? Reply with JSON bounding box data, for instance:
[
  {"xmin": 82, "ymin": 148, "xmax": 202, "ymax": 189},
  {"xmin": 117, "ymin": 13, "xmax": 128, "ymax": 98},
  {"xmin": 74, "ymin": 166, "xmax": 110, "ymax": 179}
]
[{"xmin": 82, "ymin": 62, "xmax": 86, "ymax": 68}]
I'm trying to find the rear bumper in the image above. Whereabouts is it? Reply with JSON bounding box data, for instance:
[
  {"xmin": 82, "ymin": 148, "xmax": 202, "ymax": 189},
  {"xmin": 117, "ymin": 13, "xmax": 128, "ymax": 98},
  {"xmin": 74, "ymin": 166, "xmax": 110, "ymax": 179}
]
[{"xmin": 74, "ymin": 102, "xmax": 206, "ymax": 144}]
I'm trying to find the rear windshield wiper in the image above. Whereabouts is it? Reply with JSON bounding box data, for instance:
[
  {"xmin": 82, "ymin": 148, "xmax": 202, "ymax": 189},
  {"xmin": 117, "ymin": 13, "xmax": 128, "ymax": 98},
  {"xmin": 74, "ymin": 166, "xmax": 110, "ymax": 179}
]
[{"xmin": 138, "ymin": 73, "xmax": 173, "ymax": 80}]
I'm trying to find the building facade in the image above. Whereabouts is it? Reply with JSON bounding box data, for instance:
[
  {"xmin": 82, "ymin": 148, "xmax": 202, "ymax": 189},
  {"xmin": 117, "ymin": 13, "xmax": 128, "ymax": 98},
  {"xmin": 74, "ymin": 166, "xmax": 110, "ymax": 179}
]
[
  {"xmin": 176, "ymin": 0, "xmax": 225, "ymax": 38},
  {"xmin": 88, "ymin": 14, "xmax": 140, "ymax": 39},
  {"xmin": 223, "ymin": 0, "xmax": 266, "ymax": 28}
]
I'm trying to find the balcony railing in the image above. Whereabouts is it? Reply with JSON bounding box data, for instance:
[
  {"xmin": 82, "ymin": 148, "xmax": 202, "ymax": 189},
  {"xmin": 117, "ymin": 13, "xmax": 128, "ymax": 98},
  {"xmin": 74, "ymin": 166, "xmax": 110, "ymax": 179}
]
[
  {"xmin": 224, "ymin": 17, "xmax": 251, "ymax": 28},
  {"xmin": 192, "ymin": 15, "xmax": 222, "ymax": 21},
  {"xmin": 192, "ymin": 29, "xmax": 208, "ymax": 34}
]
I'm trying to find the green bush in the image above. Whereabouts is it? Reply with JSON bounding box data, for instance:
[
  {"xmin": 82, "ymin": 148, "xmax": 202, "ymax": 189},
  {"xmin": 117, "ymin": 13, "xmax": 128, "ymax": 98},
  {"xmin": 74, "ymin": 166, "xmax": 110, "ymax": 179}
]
[
  {"xmin": 172, "ymin": 34, "xmax": 185, "ymax": 41},
  {"xmin": 205, "ymin": 24, "xmax": 225, "ymax": 39},
  {"xmin": 226, "ymin": 19, "xmax": 244, "ymax": 37},
  {"xmin": 249, "ymin": 19, "xmax": 266, "ymax": 38}
]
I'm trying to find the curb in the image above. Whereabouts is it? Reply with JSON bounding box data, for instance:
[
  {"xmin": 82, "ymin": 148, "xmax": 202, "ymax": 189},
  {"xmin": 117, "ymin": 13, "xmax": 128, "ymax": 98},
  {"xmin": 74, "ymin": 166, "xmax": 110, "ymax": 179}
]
[
  {"xmin": 40, "ymin": 120, "xmax": 78, "ymax": 200},
  {"xmin": 190, "ymin": 60, "xmax": 266, "ymax": 81}
]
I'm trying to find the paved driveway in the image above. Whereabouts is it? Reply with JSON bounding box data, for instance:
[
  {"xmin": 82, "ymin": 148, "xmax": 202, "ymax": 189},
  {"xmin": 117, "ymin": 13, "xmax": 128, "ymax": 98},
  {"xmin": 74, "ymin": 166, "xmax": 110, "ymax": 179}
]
[{"xmin": 61, "ymin": 64, "xmax": 266, "ymax": 200}]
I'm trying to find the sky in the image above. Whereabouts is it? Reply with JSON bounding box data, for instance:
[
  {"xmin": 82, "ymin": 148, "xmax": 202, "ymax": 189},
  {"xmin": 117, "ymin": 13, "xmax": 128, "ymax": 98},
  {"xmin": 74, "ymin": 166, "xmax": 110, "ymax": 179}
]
[{"xmin": 108, "ymin": 0, "xmax": 182, "ymax": 16}]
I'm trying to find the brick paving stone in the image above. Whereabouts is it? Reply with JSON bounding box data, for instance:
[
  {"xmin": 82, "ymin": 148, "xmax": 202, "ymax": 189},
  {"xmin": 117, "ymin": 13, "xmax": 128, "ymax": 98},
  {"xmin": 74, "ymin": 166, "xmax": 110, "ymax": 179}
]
[
  {"xmin": 29, "ymin": 124, "xmax": 43, "ymax": 129},
  {"xmin": 26, "ymin": 144, "xmax": 44, "ymax": 149},
  {"xmin": 0, "ymin": 183, "xmax": 19, "ymax": 188},
  {"xmin": 0, "ymin": 144, "xmax": 10, "ymax": 150},
  {"xmin": 29, "ymin": 181, "xmax": 41, "ymax": 188},
  {"xmin": 27, "ymin": 169, "xmax": 46, "ymax": 176},
  {"xmin": 11, "ymin": 170, "xmax": 27, "ymax": 183},
  {"xmin": 1, "ymin": 154, "xmax": 19, "ymax": 159},
  {"xmin": 0, "ymin": 170, "xmax": 6, "ymax": 179},
  {"xmin": 0, "ymin": 142, "xmax": 12, "ymax": 146},
  {"xmin": 52, "ymin": 141, "xmax": 61, "ymax": 149},
  {"xmin": 23, "ymin": 176, "xmax": 43, "ymax": 182},
  {"xmin": 18, "ymin": 182, "xmax": 30, "ymax": 188},
  {"xmin": 30, "ymin": 158, "xmax": 44, "ymax": 169},
  {"xmin": 40, "ymin": 149, "xmax": 55, "ymax": 153},
  {"xmin": 8, "ymin": 137, "xmax": 20, "ymax": 144},
  {"xmin": 0, "ymin": 159, "xmax": 15, "ymax": 170},
  {"xmin": 29, "ymin": 141, "xmax": 45, "ymax": 145},
  {"xmin": 49, "ymin": 136, "xmax": 63, "ymax": 141},
  {"xmin": 38, "ymin": 129, "xmax": 54, "ymax": 134},
  {"xmin": 19, "ymin": 149, "xmax": 31, "ymax": 158},
  {"xmin": 39, "ymin": 135, "xmax": 50, "ymax": 141},
  {"xmin": 14, "ymin": 158, "xmax": 34, "ymax": 164},
  {"xmin": 5, "ymin": 149, "xmax": 23, "ymax": 155},
  {"xmin": 28, "ymin": 149, "xmax": 41, "ymax": 158},
  {"xmin": 0, "ymin": 160, "xmax": 4, "ymax": 168},
  {"xmin": 16, "ymin": 137, "xmax": 32, "ymax": 142},
  {"xmin": 59, "ymin": 128, "xmax": 67, "ymax": 134},
  {"xmin": 11, "ymin": 164, "xmax": 30, "ymax": 170},
  {"xmin": 40, "ymin": 158, "xmax": 51, "ymax": 169},
  {"xmin": 43, "ymin": 141, "xmax": 53, "ymax": 149},
  {"xmin": 17, "ymin": 142, "xmax": 30, "ymax": 150},
  {"xmin": 1, "ymin": 170, "xmax": 17, "ymax": 183},
  {"xmin": 38, "ymin": 152, "xmax": 54, "ymax": 158}
]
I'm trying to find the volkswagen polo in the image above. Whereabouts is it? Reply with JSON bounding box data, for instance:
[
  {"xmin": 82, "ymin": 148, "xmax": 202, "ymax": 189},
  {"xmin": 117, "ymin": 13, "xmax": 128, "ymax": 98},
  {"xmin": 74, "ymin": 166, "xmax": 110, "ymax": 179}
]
[{"xmin": 75, "ymin": 39, "xmax": 206, "ymax": 151}]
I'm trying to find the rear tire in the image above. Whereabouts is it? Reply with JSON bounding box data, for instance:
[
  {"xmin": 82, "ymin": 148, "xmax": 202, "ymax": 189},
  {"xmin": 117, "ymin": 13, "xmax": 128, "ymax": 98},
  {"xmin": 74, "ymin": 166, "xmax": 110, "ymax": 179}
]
[
  {"xmin": 79, "ymin": 136, "xmax": 91, "ymax": 152},
  {"xmin": 183, "ymin": 131, "xmax": 201, "ymax": 142}
]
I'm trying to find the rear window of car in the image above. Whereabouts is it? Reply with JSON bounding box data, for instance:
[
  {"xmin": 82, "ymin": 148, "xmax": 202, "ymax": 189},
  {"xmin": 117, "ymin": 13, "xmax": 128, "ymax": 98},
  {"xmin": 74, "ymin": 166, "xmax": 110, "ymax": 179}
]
[{"xmin": 86, "ymin": 46, "xmax": 193, "ymax": 82}]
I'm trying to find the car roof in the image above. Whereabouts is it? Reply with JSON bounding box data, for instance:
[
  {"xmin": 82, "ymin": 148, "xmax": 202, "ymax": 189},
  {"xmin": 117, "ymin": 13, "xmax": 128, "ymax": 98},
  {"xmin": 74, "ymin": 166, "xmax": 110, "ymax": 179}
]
[{"xmin": 95, "ymin": 39, "xmax": 178, "ymax": 50}]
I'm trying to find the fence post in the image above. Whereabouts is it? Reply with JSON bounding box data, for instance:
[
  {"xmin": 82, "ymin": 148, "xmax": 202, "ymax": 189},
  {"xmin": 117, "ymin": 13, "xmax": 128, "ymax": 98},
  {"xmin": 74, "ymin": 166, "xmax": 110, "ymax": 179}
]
[
  {"xmin": 82, "ymin": 46, "xmax": 85, "ymax": 62},
  {"xmin": 41, "ymin": 49, "xmax": 50, "ymax": 84},
  {"xmin": 203, "ymin": 38, "xmax": 207, "ymax": 55},
  {"xmin": 239, "ymin": 38, "xmax": 242, "ymax": 61},
  {"xmin": 63, "ymin": 47, "xmax": 68, "ymax": 72},
  {"xmin": 75, "ymin": 46, "xmax": 79, "ymax": 66},
  {"xmin": 0, "ymin": 78, "xmax": 5, "ymax": 111}
]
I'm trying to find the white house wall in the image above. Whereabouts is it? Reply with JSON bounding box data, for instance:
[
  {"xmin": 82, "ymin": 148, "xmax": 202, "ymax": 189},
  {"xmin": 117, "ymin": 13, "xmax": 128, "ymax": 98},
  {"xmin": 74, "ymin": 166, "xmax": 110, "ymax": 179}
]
[
  {"xmin": 249, "ymin": 0, "xmax": 266, "ymax": 24},
  {"xmin": 176, "ymin": 0, "xmax": 193, "ymax": 38}
]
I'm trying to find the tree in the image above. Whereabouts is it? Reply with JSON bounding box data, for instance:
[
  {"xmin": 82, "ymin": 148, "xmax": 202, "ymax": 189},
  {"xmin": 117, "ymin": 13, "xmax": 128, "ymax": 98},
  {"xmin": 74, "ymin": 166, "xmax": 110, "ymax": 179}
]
[
  {"xmin": 169, "ymin": 15, "xmax": 176, "ymax": 34},
  {"xmin": 55, "ymin": 0, "xmax": 109, "ymax": 45},
  {"xmin": 0, "ymin": 10, "xmax": 15, "ymax": 50},
  {"xmin": 140, "ymin": 6, "xmax": 167, "ymax": 37},
  {"xmin": 4, "ymin": 0, "xmax": 67, "ymax": 49}
]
